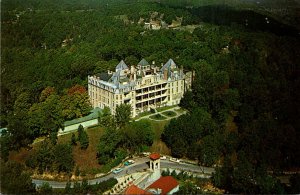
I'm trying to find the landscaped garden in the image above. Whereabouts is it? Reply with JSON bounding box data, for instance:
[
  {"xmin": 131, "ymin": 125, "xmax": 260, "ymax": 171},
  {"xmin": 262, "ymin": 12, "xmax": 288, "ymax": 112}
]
[
  {"xmin": 161, "ymin": 111, "xmax": 177, "ymax": 117},
  {"xmin": 149, "ymin": 114, "xmax": 167, "ymax": 120}
]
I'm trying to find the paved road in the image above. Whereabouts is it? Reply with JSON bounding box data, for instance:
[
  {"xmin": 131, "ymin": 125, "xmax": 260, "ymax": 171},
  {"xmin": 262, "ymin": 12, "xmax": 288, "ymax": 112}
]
[{"xmin": 32, "ymin": 158, "xmax": 214, "ymax": 188}]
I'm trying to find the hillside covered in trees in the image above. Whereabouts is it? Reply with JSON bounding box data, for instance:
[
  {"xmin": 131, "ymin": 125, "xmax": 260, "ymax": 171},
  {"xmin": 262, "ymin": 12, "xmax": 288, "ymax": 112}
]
[{"xmin": 1, "ymin": 0, "xmax": 300, "ymax": 194}]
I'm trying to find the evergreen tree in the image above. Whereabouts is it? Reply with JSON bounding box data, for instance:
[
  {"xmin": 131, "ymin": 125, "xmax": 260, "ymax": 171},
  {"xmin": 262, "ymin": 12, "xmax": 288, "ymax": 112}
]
[
  {"xmin": 38, "ymin": 182, "xmax": 53, "ymax": 194},
  {"xmin": 75, "ymin": 166, "xmax": 80, "ymax": 177},
  {"xmin": 79, "ymin": 130, "xmax": 89, "ymax": 149},
  {"xmin": 77, "ymin": 124, "xmax": 84, "ymax": 140},
  {"xmin": 64, "ymin": 181, "xmax": 71, "ymax": 194},
  {"xmin": 50, "ymin": 131, "xmax": 58, "ymax": 145},
  {"xmin": 71, "ymin": 133, "xmax": 77, "ymax": 145},
  {"xmin": 0, "ymin": 161, "xmax": 36, "ymax": 194}
]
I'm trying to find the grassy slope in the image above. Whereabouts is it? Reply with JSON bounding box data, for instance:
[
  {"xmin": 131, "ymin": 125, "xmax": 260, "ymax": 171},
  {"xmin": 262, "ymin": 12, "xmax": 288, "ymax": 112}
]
[
  {"xmin": 139, "ymin": 119, "xmax": 171, "ymax": 155},
  {"xmin": 8, "ymin": 119, "xmax": 171, "ymax": 173},
  {"xmin": 9, "ymin": 126, "xmax": 104, "ymax": 174},
  {"xmin": 57, "ymin": 126, "xmax": 104, "ymax": 173}
]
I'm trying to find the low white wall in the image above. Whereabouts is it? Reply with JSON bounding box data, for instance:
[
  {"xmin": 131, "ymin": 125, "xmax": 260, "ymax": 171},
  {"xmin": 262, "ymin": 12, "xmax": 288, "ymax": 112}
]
[
  {"xmin": 168, "ymin": 185, "xmax": 179, "ymax": 194},
  {"xmin": 58, "ymin": 119, "xmax": 98, "ymax": 135}
]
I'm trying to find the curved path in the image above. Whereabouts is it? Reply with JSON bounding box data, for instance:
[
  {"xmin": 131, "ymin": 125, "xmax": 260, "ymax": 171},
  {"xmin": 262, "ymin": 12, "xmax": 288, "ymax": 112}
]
[
  {"xmin": 32, "ymin": 158, "xmax": 214, "ymax": 188},
  {"xmin": 135, "ymin": 106, "xmax": 187, "ymax": 122}
]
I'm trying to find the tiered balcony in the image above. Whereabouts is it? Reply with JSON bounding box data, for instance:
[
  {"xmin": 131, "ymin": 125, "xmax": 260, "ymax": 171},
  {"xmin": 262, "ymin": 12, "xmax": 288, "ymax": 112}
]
[
  {"xmin": 136, "ymin": 83, "xmax": 167, "ymax": 96},
  {"xmin": 135, "ymin": 90, "xmax": 167, "ymax": 103}
]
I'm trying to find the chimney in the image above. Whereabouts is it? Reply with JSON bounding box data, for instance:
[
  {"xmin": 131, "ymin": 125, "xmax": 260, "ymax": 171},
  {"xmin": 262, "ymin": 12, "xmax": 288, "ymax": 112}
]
[
  {"xmin": 163, "ymin": 69, "xmax": 168, "ymax": 80},
  {"xmin": 131, "ymin": 65, "xmax": 135, "ymax": 74},
  {"xmin": 134, "ymin": 73, "xmax": 136, "ymax": 81},
  {"xmin": 157, "ymin": 188, "xmax": 162, "ymax": 194},
  {"xmin": 154, "ymin": 67, "xmax": 157, "ymax": 74},
  {"xmin": 180, "ymin": 66, "xmax": 183, "ymax": 76}
]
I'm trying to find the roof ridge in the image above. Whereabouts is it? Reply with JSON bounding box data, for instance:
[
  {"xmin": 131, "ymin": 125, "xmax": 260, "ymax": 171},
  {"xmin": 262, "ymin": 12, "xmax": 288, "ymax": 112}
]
[
  {"xmin": 116, "ymin": 60, "xmax": 129, "ymax": 70},
  {"xmin": 138, "ymin": 58, "xmax": 150, "ymax": 66},
  {"xmin": 160, "ymin": 58, "xmax": 176, "ymax": 72}
]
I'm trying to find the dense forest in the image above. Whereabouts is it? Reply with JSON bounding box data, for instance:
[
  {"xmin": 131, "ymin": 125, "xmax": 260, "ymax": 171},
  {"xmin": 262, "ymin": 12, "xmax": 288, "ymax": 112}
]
[{"xmin": 1, "ymin": 0, "xmax": 300, "ymax": 194}]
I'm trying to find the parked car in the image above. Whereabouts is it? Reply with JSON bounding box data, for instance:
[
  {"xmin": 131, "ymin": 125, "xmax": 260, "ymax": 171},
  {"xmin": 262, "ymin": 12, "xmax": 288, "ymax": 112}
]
[
  {"xmin": 160, "ymin": 156, "xmax": 167, "ymax": 160},
  {"xmin": 112, "ymin": 168, "xmax": 123, "ymax": 174},
  {"xmin": 128, "ymin": 160, "xmax": 135, "ymax": 164},
  {"xmin": 124, "ymin": 160, "xmax": 135, "ymax": 166},
  {"xmin": 170, "ymin": 158, "xmax": 180, "ymax": 163},
  {"xmin": 142, "ymin": 152, "xmax": 150, "ymax": 157}
]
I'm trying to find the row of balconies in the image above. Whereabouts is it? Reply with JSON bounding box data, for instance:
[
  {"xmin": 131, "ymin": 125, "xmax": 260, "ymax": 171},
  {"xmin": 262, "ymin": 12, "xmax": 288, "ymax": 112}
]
[
  {"xmin": 136, "ymin": 89, "xmax": 168, "ymax": 98},
  {"xmin": 136, "ymin": 90, "xmax": 167, "ymax": 100},
  {"xmin": 136, "ymin": 97, "xmax": 167, "ymax": 108},
  {"xmin": 135, "ymin": 93, "xmax": 167, "ymax": 104},
  {"xmin": 136, "ymin": 84, "xmax": 167, "ymax": 94}
]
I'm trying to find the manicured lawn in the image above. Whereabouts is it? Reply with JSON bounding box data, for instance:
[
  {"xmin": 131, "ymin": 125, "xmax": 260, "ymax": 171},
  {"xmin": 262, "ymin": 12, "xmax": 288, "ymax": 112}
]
[
  {"xmin": 149, "ymin": 113, "xmax": 167, "ymax": 120},
  {"xmin": 156, "ymin": 105, "xmax": 177, "ymax": 112},
  {"xmin": 133, "ymin": 111, "xmax": 152, "ymax": 120},
  {"xmin": 174, "ymin": 108, "xmax": 186, "ymax": 114},
  {"xmin": 161, "ymin": 111, "xmax": 177, "ymax": 117}
]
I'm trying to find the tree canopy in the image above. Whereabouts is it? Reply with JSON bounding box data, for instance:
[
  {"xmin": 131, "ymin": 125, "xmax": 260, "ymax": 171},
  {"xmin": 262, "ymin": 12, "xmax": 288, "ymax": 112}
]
[{"xmin": 1, "ymin": 0, "xmax": 299, "ymax": 193}]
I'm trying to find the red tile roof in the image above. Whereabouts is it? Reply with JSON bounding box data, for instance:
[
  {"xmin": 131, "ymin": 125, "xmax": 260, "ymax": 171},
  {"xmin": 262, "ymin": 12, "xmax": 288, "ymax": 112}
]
[
  {"xmin": 147, "ymin": 176, "xmax": 179, "ymax": 195},
  {"xmin": 125, "ymin": 184, "xmax": 151, "ymax": 195},
  {"xmin": 149, "ymin": 153, "xmax": 160, "ymax": 160}
]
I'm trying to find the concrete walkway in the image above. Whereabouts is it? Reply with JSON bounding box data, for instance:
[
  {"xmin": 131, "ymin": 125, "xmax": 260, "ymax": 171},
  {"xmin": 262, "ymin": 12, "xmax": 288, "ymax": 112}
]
[{"xmin": 135, "ymin": 106, "xmax": 187, "ymax": 122}]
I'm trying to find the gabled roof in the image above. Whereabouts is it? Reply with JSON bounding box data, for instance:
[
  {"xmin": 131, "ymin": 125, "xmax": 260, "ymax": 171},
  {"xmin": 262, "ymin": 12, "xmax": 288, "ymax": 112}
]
[
  {"xmin": 116, "ymin": 60, "xmax": 129, "ymax": 70},
  {"xmin": 138, "ymin": 58, "xmax": 150, "ymax": 66},
  {"xmin": 161, "ymin": 59, "xmax": 176, "ymax": 72},
  {"xmin": 125, "ymin": 185, "xmax": 151, "ymax": 195},
  {"xmin": 147, "ymin": 176, "xmax": 179, "ymax": 195}
]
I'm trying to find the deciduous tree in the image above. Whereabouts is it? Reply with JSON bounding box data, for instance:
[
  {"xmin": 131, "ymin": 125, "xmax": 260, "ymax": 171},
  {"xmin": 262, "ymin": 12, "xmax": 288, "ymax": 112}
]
[{"xmin": 115, "ymin": 104, "xmax": 131, "ymax": 128}]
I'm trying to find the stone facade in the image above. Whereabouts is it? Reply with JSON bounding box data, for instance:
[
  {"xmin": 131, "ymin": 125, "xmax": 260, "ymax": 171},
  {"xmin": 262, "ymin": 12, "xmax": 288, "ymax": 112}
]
[{"xmin": 88, "ymin": 58, "xmax": 192, "ymax": 117}]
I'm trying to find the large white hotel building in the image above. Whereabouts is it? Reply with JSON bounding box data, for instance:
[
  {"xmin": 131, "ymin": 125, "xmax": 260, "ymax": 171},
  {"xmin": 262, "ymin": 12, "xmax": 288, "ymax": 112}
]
[{"xmin": 88, "ymin": 58, "xmax": 193, "ymax": 117}]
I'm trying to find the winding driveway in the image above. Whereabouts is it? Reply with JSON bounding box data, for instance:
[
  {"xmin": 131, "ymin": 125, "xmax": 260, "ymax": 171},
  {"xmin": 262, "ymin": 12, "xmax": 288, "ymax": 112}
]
[{"xmin": 32, "ymin": 157, "xmax": 214, "ymax": 188}]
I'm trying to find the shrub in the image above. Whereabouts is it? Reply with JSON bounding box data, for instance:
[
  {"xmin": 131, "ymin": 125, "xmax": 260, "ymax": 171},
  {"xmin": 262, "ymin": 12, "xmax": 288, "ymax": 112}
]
[{"xmin": 38, "ymin": 182, "xmax": 52, "ymax": 194}]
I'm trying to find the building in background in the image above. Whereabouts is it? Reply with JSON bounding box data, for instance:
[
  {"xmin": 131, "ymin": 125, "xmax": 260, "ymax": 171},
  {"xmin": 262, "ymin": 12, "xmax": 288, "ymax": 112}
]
[{"xmin": 88, "ymin": 58, "xmax": 193, "ymax": 117}]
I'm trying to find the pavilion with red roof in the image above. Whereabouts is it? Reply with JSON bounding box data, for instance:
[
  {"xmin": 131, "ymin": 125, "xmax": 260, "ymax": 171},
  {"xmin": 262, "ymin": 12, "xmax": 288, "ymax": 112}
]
[
  {"xmin": 149, "ymin": 153, "xmax": 160, "ymax": 160},
  {"xmin": 124, "ymin": 153, "xmax": 179, "ymax": 195}
]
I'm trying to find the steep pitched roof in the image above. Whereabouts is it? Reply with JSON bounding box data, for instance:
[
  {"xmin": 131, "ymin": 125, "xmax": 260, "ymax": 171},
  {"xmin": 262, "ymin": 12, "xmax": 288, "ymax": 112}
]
[
  {"xmin": 147, "ymin": 176, "xmax": 179, "ymax": 195},
  {"xmin": 125, "ymin": 185, "xmax": 151, "ymax": 195},
  {"xmin": 161, "ymin": 59, "xmax": 176, "ymax": 72},
  {"xmin": 109, "ymin": 70, "xmax": 121, "ymax": 83},
  {"xmin": 138, "ymin": 58, "xmax": 150, "ymax": 66},
  {"xmin": 116, "ymin": 60, "xmax": 129, "ymax": 70}
]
